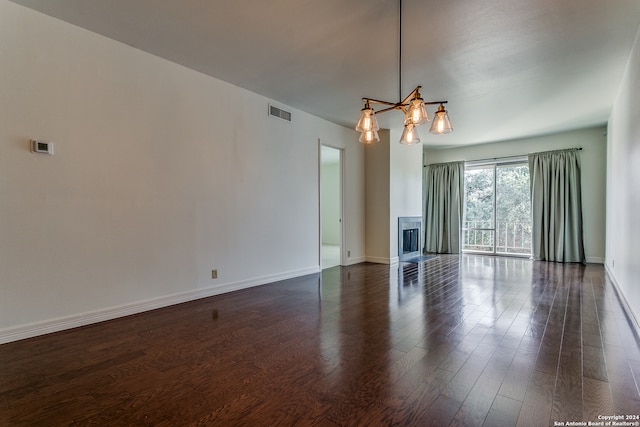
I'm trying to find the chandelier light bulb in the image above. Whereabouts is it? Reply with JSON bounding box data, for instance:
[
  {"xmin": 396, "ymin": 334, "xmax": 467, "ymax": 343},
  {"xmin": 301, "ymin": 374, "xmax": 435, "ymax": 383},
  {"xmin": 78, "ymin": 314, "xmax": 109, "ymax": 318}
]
[
  {"xmin": 405, "ymin": 95, "xmax": 429, "ymax": 126},
  {"xmin": 429, "ymin": 103, "xmax": 453, "ymax": 135},
  {"xmin": 400, "ymin": 124, "xmax": 421, "ymax": 145},
  {"xmin": 359, "ymin": 128, "xmax": 380, "ymax": 144},
  {"xmin": 355, "ymin": 102, "xmax": 379, "ymax": 133}
]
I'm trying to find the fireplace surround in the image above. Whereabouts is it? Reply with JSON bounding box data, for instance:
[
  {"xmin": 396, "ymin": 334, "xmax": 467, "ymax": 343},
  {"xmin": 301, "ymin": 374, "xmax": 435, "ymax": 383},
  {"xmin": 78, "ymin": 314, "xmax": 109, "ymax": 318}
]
[{"xmin": 398, "ymin": 217, "xmax": 422, "ymax": 261}]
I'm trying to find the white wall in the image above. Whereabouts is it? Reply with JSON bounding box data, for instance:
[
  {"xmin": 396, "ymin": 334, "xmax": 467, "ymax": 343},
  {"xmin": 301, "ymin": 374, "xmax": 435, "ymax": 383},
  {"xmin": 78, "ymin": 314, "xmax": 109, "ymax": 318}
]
[
  {"xmin": 389, "ymin": 129, "xmax": 424, "ymax": 261},
  {"xmin": 0, "ymin": 1, "xmax": 365, "ymax": 341},
  {"xmin": 364, "ymin": 130, "xmax": 390, "ymax": 263},
  {"xmin": 606, "ymin": 25, "xmax": 640, "ymax": 324},
  {"xmin": 364, "ymin": 129, "xmax": 424, "ymax": 264},
  {"xmin": 424, "ymin": 126, "xmax": 607, "ymax": 263}
]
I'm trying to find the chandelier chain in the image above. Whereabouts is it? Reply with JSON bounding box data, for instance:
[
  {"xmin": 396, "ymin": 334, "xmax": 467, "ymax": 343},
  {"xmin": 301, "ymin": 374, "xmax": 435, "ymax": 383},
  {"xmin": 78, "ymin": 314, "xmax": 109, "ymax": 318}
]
[{"xmin": 399, "ymin": 0, "xmax": 402, "ymax": 103}]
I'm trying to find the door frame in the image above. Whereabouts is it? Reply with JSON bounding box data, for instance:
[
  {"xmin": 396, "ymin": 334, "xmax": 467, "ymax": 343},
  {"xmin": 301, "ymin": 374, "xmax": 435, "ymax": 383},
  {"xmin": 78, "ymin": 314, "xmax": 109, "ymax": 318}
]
[{"xmin": 318, "ymin": 141, "xmax": 345, "ymax": 268}]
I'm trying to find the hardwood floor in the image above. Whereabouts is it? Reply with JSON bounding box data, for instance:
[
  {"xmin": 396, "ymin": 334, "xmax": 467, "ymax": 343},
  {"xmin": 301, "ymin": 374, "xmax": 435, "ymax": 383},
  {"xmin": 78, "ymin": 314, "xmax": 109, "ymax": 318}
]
[{"xmin": 1, "ymin": 255, "xmax": 639, "ymax": 426}]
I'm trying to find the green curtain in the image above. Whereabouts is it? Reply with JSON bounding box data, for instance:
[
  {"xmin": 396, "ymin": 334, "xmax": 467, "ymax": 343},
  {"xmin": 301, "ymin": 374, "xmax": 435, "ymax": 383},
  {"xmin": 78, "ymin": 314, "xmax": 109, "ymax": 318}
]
[
  {"xmin": 528, "ymin": 149, "xmax": 585, "ymax": 263},
  {"xmin": 423, "ymin": 161, "xmax": 464, "ymax": 254}
]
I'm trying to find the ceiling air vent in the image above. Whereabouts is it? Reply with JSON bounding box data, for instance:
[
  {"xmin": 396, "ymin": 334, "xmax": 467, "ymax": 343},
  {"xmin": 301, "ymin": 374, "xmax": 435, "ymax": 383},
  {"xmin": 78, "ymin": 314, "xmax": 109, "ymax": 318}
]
[{"xmin": 269, "ymin": 104, "xmax": 292, "ymax": 122}]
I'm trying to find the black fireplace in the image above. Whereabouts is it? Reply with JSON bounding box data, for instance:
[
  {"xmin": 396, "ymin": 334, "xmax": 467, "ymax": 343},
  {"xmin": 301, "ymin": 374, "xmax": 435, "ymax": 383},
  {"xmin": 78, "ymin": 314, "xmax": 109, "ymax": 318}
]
[
  {"xmin": 403, "ymin": 228, "xmax": 419, "ymax": 253},
  {"xmin": 398, "ymin": 217, "xmax": 422, "ymax": 261}
]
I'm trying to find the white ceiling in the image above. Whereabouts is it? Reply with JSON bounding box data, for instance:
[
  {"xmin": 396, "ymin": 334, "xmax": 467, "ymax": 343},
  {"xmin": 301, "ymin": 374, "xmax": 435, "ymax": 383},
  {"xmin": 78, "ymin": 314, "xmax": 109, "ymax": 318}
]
[{"xmin": 10, "ymin": 0, "xmax": 640, "ymax": 148}]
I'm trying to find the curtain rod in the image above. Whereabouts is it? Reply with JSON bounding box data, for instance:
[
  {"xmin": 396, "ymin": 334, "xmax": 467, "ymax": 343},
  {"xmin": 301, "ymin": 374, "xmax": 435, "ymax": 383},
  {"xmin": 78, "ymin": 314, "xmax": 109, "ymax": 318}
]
[
  {"xmin": 529, "ymin": 147, "xmax": 582, "ymax": 156},
  {"xmin": 423, "ymin": 147, "xmax": 582, "ymax": 167},
  {"xmin": 423, "ymin": 160, "xmax": 465, "ymax": 167}
]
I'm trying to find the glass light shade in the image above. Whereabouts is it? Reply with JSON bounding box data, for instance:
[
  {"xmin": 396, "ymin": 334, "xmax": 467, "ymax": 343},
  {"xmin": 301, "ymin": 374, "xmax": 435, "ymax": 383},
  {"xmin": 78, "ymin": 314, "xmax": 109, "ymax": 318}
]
[
  {"xmin": 359, "ymin": 128, "xmax": 380, "ymax": 144},
  {"xmin": 404, "ymin": 97, "xmax": 429, "ymax": 126},
  {"xmin": 355, "ymin": 106, "xmax": 379, "ymax": 132},
  {"xmin": 429, "ymin": 104, "xmax": 453, "ymax": 134},
  {"xmin": 399, "ymin": 124, "xmax": 421, "ymax": 145}
]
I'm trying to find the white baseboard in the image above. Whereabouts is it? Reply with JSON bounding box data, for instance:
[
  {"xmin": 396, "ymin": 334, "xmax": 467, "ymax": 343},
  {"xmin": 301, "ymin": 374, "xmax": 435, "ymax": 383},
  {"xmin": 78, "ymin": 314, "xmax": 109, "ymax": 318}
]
[
  {"xmin": 0, "ymin": 266, "xmax": 319, "ymax": 344},
  {"xmin": 365, "ymin": 256, "xmax": 393, "ymax": 264},
  {"xmin": 586, "ymin": 256, "xmax": 605, "ymax": 264},
  {"xmin": 604, "ymin": 264, "xmax": 640, "ymax": 337},
  {"xmin": 344, "ymin": 256, "xmax": 366, "ymax": 266}
]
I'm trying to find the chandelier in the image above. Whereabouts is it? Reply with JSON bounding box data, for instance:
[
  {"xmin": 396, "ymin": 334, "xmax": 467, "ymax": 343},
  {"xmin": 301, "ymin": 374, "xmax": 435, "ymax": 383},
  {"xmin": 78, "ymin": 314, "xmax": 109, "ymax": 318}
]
[{"xmin": 355, "ymin": 0, "xmax": 453, "ymax": 145}]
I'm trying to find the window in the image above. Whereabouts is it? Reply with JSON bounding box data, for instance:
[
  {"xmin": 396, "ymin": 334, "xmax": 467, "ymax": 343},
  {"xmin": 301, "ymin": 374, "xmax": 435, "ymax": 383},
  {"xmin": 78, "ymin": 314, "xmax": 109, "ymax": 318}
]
[{"xmin": 462, "ymin": 160, "xmax": 531, "ymax": 256}]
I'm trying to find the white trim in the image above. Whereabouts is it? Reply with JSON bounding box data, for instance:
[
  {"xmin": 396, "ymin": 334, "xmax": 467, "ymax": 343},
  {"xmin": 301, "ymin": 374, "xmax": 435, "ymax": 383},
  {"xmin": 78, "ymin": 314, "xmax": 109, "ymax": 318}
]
[
  {"xmin": 344, "ymin": 256, "xmax": 366, "ymax": 266},
  {"xmin": 318, "ymin": 139, "xmax": 322, "ymax": 269},
  {"xmin": 365, "ymin": 256, "xmax": 399, "ymax": 265},
  {"xmin": 586, "ymin": 256, "xmax": 605, "ymax": 264},
  {"xmin": 339, "ymin": 147, "xmax": 345, "ymax": 266},
  {"xmin": 365, "ymin": 256, "xmax": 390, "ymax": 264},
  {"xmin": 319, "ymin": 142, "xmax": 345, "ymax": 267},
  {"xmin": 604, "ymin": 264, "xmax": 640, "ymax": 336},
  {"xmin": 0, "ymin": 266, "xmax": 319, "ymax": 344}
]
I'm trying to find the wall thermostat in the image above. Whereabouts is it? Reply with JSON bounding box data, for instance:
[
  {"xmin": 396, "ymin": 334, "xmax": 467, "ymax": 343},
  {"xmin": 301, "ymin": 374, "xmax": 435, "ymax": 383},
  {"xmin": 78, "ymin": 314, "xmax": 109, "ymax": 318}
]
[{"xmin": 31, "ymin": 140, "xmax": 54, "ymax": 155}]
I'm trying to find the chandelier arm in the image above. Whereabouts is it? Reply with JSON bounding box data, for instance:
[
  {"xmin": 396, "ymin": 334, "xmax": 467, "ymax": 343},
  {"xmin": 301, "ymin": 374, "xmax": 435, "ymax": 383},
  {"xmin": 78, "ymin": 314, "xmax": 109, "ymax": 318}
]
[
  {"xmin": 363, "ymin": 86, "xmax": 426, "ymax": 110},
  {"xmin": 364, "ymin": 98, "xmax": 402, "ymax": 107},
  {"xmin": 362, "ymin": 97, "xmax": 448, "ymax": 116},
  {"xmin": 400, "ymin": 86, "xmax": 421, "ymax": 105},
  {"xmin": 374, "ymin": 105, "xmax": 407, "ymax": 115}
]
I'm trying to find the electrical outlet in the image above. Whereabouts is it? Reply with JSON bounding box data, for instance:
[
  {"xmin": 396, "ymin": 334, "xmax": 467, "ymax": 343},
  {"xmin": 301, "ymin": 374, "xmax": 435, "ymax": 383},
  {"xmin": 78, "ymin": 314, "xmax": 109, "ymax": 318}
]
[
  {"xmin": 348, "ymin": 250, "xmax": 351, "ymax": 257},
  {"xmin": 211, "ymin": 269, "xmax": 218, "ymax": 279}
]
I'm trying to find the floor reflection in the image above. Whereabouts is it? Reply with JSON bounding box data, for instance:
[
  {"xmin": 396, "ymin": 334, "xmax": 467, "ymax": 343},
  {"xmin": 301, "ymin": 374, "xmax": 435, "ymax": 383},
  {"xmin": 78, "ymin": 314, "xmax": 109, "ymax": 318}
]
[
  {"xmin": 3, "ymin": 255, "xmax": 638, "ymax": 425},
  {"xmin": 314, "ymin": 254, "xmax": 631, "ymax": 425}
]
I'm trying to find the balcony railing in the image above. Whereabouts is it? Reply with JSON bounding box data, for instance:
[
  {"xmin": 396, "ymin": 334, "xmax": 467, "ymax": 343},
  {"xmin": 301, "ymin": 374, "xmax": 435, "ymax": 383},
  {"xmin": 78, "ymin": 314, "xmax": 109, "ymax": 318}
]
[{"xmin": 462, "ymin": 220, "xmax": 531, "ymax": 255}]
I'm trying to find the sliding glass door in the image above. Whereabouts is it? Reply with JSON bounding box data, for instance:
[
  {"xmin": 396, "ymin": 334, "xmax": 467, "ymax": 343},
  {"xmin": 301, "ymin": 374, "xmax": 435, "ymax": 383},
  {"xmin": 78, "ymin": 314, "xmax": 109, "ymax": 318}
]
[
  {"xmin": 463, "ymin": 161, "xmax": 531, "ymax": 256},
  {"xmin": 463, "ymin": 165, "xmax": 495, "ymax": 253},
  {"xmin": 496, "ymin": 163, "xmax": 531, "ymax": 255}
]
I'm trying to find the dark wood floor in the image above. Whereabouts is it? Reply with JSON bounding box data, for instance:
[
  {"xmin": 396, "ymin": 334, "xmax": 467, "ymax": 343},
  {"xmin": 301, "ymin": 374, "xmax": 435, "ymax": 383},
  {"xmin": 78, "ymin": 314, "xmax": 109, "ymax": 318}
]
[{"xmin": 1, "ymin": 255, "xmax": 640, "ymax": 426}]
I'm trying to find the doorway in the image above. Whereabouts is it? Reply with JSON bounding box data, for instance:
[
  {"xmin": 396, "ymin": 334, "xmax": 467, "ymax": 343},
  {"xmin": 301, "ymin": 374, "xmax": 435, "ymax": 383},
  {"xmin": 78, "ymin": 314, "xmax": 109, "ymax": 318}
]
[
  {"xmin": 320, "ymin": 145, "xmax": 343, "ymax": 269},
  {"xmin": 462, "ymin": 160, "xmax": 532, "ymax": 256}
]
